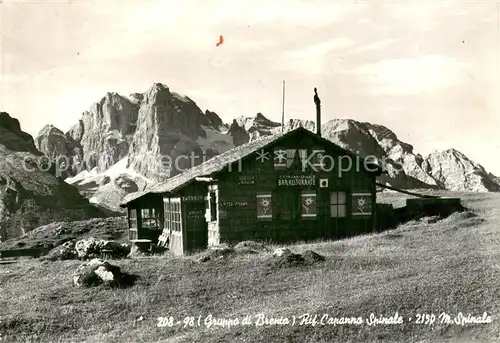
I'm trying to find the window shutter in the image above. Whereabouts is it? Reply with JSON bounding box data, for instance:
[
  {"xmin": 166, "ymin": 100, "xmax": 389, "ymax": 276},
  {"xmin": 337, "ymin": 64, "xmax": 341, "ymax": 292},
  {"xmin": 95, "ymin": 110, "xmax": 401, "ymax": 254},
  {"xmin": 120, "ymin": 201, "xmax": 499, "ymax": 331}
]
[
  {"xmin": 352, "ymin": 193, "xmax": 372, "ymax": 216},
  {"xmin": 301, "ymin": 191, "xmax": 317, "ymax": 218},
  {"xmin": 257, "ymin": 193, "xmax": 272, "ymax": 219}
]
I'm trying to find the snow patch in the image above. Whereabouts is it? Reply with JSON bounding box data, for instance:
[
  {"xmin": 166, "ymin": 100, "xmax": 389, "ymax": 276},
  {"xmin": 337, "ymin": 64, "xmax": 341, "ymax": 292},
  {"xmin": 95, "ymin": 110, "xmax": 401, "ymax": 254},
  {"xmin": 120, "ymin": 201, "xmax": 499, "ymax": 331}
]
[
  {"xmin": 197, "ymin": 126, "xmax": 235, "ymax": 153},
  {"xmin": 106, "ymin": 129, "xmax": 125, "ymax": 141},
  {"xmin": 66, "ymin": 158, "xmax": 152, "ymax": 186},
  {"xmin": 65, "ymin": 167, "xmax": 99, "ymax": 184},
  {"xmin": 171, "ymin": 92, "xmax": 190, "ymax": 103}
]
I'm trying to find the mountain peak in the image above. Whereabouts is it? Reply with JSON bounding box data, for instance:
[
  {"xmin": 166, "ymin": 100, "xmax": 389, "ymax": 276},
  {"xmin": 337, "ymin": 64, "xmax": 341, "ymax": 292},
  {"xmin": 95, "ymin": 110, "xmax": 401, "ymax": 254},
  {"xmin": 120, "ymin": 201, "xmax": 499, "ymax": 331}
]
[
  {"xmin": 442, "ymin": 148, "xmax": 463, "ymax": 155},
  {"xmin": 424, "ymin": 148, "xmax": 498, "ymax": 191},
  {"xmin": 227, "ymin": 119, "xmax": 250, "ymax": 146},
  {"xmin": 0, "ymin": 112, "xmax": 23, "ymax": 132},
  {"xmin": 205, "ymin": 110, "xmax": 224, "ymax": 129},
  {"xmin": 39, "ymin": 124, "xmax": 63, "ymax": 133},
  {"xmin": 0, "ymin": 113, "xmax": 109, "ymax": 239},
  {"xmin": 0, "ymin": 112, "xmax": 38, "ymax": 153},
  {"xmin": 143, "ymin": 83, "xmax": 172, "ymax": 105},
  {"xmin": 428, "ymin": 148, "xmax": 472, "ymax": 162},
  {"xmin": 149, "ymin": 82, "xmax": 169, "ymax": 92},
  {"xmin": 129, "ymin": 93, "xmax": 144, "ymax": 105},
  {"xmin": 255, "ymin": 112, "xmax": 268, "ymax": 120},
  {"xmin": 30, "ymin": 82, "xmax": 500, "ymax": 216}
]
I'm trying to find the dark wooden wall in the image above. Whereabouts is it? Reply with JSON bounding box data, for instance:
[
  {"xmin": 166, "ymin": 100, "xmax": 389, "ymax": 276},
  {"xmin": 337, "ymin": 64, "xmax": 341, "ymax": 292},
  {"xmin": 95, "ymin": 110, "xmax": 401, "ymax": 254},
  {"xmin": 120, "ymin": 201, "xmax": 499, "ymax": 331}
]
[
  {"xmin": 126, "ymin": 130, "xmax": 379, "ymax": 254},
  {"xmin": 214, "ymin": 132, "xmax": 377, "ymax": 245}
]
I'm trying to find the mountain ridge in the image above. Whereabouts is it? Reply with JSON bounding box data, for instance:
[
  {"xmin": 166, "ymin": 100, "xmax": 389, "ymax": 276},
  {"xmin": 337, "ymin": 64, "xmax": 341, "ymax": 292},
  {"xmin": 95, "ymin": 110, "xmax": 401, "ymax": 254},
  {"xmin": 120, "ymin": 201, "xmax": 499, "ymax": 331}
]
[
  {"xmin": 0, "ymin": 112, "xmax": 114, "ymax": 241},
  {"xmin": 32, "ymin": 83, "xmax": 500, "ymax": 211}
]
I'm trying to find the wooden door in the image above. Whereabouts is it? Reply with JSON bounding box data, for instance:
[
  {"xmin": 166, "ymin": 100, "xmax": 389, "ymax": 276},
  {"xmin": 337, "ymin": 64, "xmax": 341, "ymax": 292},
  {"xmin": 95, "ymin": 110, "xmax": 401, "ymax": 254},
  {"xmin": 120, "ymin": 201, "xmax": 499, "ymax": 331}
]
[
  {"xmin": 273, "ymin": 189, "xmax": 301, "ymax": 243},
  {"xmin": 207, "ymin": 189, "xmax": 220, "ymax": 247},
  {"xmin": 168, "ymin": 197, "xmax": 184, "ymax": 255},
  {"xmin": 184, "ymin": 200, "xmax": 208, "ymax": 251}
]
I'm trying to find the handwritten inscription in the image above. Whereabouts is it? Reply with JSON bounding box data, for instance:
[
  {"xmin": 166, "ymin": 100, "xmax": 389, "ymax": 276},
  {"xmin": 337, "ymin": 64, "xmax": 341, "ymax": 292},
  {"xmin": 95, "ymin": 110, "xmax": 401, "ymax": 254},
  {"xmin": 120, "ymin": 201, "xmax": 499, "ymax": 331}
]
[
  {"xmin": 187, "ymin": 210, "xmax": 204, "ymax": 219},
  {"xmin": 277, "ymin": 175, "xmax": 316, "ymax": 187},
  {"xmin": 157, "ymin": 311, "xmax": 493, "ymax": 329},
  {"xmin": 237, "ymin": 175, "xmax": 255, "ymax": 185},
  {"xmin": 182, "ymin": 195, "xmax": 204, "ymax": 202},
  {"xmin": 221, "ymin": 201, "xmax": 248, "ymax": 207}
]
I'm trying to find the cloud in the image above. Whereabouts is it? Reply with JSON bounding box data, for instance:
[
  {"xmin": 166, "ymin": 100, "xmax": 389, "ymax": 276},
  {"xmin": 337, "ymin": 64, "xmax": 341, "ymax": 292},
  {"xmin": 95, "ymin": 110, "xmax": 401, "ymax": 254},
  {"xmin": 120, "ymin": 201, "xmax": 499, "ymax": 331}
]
[
  {"xmin": 266, "ymin": 38, "xmax": 354, "ymax": 75},
  {"xmin": 186, "ymin": 89, "xmax": 232, "ymax": 102},
  {"xmin": 3, "ymin": 0, "xmax": 500, "ymax": 177},
  {"xmin": 346, "ymin": 39, "xmax": 398, "ymax": 55},
  {"xmin": 284, "ymin": 38, "xmax": 355, "ymax": 58},
  {"xmin": 353, "ymin": 55, "xmax": 471, "ymax": 95},
  {"xmin": 234, "ymin": 39, "xmax": 277, "ymax": 52}
]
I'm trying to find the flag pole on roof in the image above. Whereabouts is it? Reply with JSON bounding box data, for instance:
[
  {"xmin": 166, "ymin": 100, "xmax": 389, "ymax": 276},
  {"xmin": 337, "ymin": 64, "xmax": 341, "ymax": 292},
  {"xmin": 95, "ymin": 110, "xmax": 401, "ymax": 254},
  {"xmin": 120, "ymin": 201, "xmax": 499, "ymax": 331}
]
[{"xmin": 281, "ymin": 80, "xmax": 286, "ymax": 133}]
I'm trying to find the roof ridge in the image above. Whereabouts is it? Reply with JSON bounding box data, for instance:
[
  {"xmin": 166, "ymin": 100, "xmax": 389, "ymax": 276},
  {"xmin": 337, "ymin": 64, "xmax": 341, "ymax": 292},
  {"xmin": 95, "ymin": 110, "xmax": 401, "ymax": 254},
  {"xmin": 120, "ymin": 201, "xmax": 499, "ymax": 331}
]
[
  {"xmin": 119, "ymin": 127, "xmax": 382, "ymax": 207},
  {"xmin": 148, "ymin": 130, "xmax": 287, "ymax": 193}
]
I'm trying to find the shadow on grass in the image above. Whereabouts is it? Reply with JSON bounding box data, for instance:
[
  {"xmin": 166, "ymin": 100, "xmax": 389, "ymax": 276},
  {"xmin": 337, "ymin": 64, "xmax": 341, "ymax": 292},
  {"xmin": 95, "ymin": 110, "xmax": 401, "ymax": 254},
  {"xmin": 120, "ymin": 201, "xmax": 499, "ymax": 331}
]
[{"xmin": 119, "ymin": 272, "xmax": 139, "ymax": 289}]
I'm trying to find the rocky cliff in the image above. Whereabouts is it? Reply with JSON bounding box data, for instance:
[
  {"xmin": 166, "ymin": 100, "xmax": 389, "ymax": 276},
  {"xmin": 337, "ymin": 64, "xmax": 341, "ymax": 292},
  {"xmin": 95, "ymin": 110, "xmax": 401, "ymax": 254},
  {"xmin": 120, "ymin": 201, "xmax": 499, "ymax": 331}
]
[
  {"xmin": 0, "ymin": 112, "xmax": 111, "ymax": 241},
  {"xmin": 127, "ymin": 83, "xmax": 224, "ymax": 181},
  {"xmin": 35, "ymin": 124, "xmax": 84, "ymax": 178},
  {"xmin": 422, "ymin": 149, "xmax": 500, "ymax": 192},
  {"xmin": 319, "ymin": 120, "xmax": 437, "ymax": 189},
  {"xmin": 227, "ymin": 116, "xmax": 499, "ymax": 192},
  {"xmin": 72, "ymin": 92, "xmax": 138, "ymax": 173},
  {"xmin": 36, "ymin": 83, "xmax": 232, "ymax": 211},
  {"xmin": 34, "ymin": 83, "xmax": 500, "ymax": 211},
  {"xmin": 0, "ymin": 113, "xmax": 39, "ymax": 154}
]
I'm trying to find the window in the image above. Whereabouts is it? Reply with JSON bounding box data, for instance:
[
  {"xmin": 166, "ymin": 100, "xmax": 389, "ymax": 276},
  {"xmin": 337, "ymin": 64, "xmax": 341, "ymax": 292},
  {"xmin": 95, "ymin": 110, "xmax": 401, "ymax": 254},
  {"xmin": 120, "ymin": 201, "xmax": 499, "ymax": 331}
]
[
  {"xmin": 257, "ymin": 193, "xmax": 272, "ymax": 219},
  {"xmin": 128, "ymin": 208, "xmax": 139, "ymax": 241},
  {"xmin": 352, "ymin": 193, "xmax": 372, "ymax": 216},
  {"xmin": 330, "ymin": 192, "xmax": 347, "ymax": 218},
  {"xmin": 128, "ymin": 208, "xmax": 138, "ymax": 241},
  {"xmin": 129, "ymin": 209, "xmax": 138, "ymax": 229},
  {"xmin": 208, "ymin": 191, "xmax": 217, "ymax": 222},
  {"xmin": 301, "ymin": 191, "xmax": 317, "ymax": 218},
  {"xmin": 163, "ymin": 200, "xmax": 170, "ymax": 232},
  {"xmin": 170, "ymin": 199, "xmax": 182, "ymax": 231},
  {"xmin": 129, "ymin": 228, "xmax": 138, "ymax": 241},
  {"xmin": 141, "ymin": 208, "xmax": 160, "ymax": 229},
  {"xmin": 160, "ymin": 199, "xmax": 171, "ymax": 246}
]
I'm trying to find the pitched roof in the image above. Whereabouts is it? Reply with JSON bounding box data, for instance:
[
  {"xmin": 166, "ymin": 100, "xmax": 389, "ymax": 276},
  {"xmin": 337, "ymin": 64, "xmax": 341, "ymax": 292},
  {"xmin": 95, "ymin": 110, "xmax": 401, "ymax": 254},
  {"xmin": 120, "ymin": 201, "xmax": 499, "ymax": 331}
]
[
  {"xmin": 119, "ymin": 127, "xmax": 382, "ymax": 207},
  {"xmin": 120, "ymin": 129, "xmax": 288, "ymax": 206}
]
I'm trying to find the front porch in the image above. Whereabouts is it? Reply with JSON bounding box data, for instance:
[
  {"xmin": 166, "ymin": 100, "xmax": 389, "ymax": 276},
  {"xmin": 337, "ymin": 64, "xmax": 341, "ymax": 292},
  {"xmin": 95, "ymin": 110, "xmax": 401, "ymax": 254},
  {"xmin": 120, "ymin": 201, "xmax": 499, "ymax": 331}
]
[{"xmin": 127, "ymin": 194, "xmax": 164, "ymax": 246}]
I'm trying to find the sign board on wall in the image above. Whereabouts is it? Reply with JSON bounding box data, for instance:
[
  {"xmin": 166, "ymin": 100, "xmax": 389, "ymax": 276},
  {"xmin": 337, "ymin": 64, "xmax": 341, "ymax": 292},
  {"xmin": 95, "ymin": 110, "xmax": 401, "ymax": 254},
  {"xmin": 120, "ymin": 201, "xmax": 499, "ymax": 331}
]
[
  {"xmin": 220, "ymin": 201, "xmax": 249, "ymax": 207},
  {"xmin": 187, "ymin": 209, "xmax": 204, "ymax": 219},
  {"xmin": 182, "ymin": 195, "xmax": 204, "ymax": 202},
  {"xmin": 237, "ymin": 175, "xmax": 255, "ymax": 185},
  {"xmin": 277, "ymin": 174, "xmax": 316, "ymax": 187}
]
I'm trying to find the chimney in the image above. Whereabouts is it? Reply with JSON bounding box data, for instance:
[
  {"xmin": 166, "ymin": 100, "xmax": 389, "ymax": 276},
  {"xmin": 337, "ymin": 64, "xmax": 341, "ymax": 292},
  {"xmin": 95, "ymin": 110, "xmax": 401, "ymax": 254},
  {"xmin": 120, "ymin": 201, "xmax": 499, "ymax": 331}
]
[{"xmin": 314, "ymin": 87, "xmax": 321, "ymax": 137}]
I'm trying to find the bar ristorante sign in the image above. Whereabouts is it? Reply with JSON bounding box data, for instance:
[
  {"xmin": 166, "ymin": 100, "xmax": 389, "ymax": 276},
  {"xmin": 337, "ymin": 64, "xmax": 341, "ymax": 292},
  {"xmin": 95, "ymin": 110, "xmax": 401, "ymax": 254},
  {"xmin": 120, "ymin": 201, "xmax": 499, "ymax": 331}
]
[{"xmin": 277, "ymin": 174, "xmax": 316, "ymax": 187}]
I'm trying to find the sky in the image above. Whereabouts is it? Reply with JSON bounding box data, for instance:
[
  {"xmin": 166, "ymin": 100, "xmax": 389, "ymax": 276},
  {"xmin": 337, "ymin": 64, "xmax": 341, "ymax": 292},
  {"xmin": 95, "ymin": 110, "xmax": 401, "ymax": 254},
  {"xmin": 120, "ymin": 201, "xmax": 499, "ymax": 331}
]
[{"xmin": 1, "ymin": 0, "xmax": 500, "ymax": 174}]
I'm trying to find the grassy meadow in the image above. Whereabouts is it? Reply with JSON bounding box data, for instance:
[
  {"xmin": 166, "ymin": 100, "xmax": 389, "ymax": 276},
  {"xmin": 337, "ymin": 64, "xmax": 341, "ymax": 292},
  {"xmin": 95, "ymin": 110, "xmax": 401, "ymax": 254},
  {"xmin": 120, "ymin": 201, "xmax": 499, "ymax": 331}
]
[{"xmin": 1, "ymin": 191, "xmax": 500, "ymax": 342}]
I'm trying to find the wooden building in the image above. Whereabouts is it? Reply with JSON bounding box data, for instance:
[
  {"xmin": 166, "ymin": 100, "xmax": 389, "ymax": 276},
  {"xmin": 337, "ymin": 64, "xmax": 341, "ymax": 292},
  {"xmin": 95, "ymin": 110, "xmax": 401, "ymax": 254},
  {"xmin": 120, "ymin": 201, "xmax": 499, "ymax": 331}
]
[{"xmin": 120, "ymin": 127, "xmax": 383, "ymax": 255}]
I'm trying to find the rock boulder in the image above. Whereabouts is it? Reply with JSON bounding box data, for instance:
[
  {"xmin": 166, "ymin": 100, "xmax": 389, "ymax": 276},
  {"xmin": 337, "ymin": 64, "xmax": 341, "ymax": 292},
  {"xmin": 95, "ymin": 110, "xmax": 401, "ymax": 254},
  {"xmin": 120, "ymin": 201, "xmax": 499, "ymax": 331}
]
[
  {"xmin": 72, "ymin": 259, "xmax": 123, "ymax": 288},
  {"xmin": 44, "ymin": 241, "xmax": 77, "ymax": 261},
  {"xmin": 75, "ymin": 237, "xmax": 130, "ymax": 259}
]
